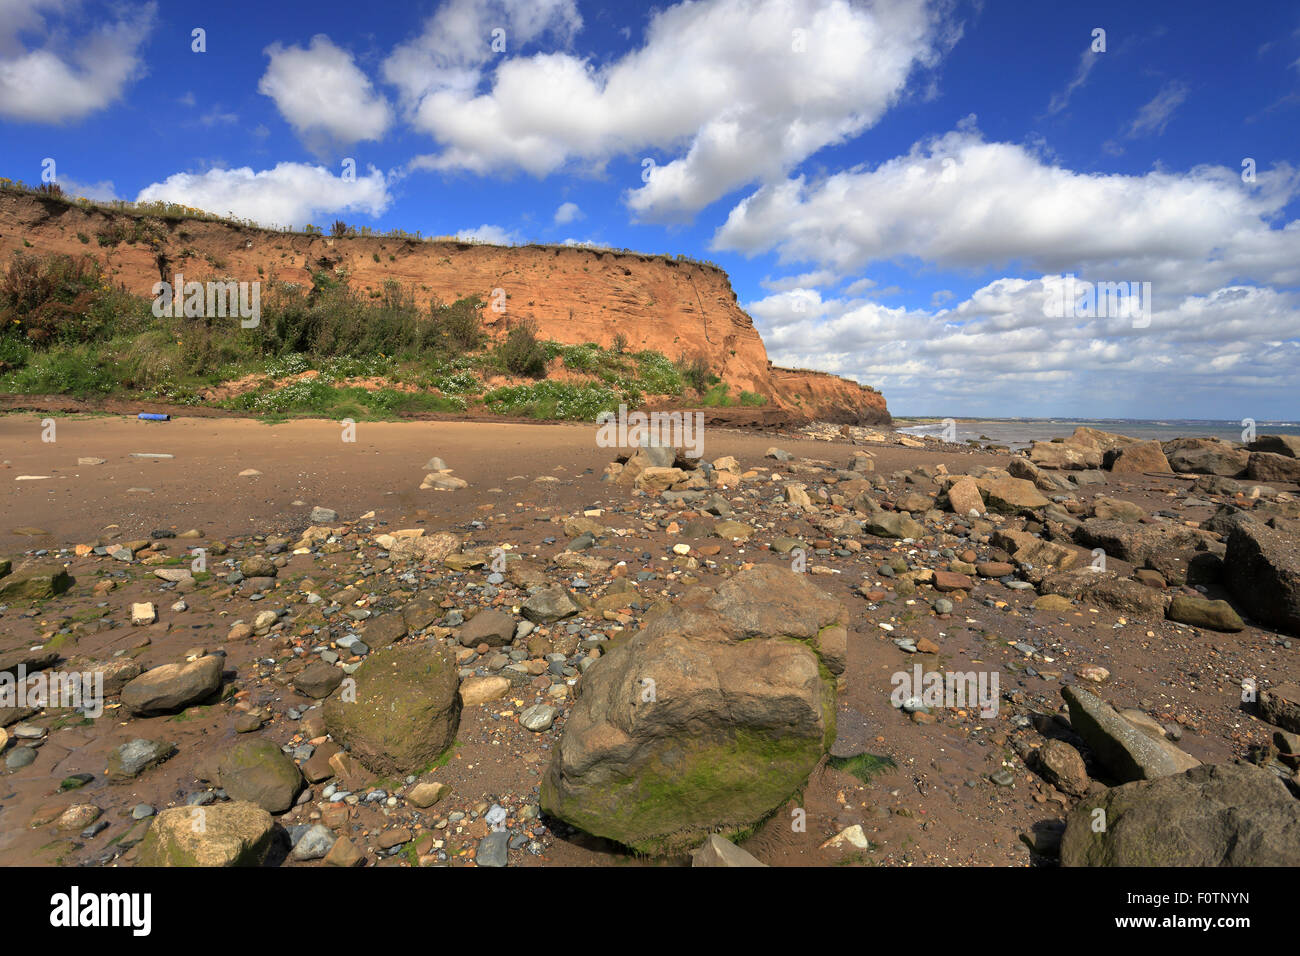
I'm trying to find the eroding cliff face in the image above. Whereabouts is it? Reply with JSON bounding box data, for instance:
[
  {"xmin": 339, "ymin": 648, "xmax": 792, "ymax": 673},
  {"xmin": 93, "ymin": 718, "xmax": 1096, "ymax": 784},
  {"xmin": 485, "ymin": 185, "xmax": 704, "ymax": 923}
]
[
  {"xmin": 0, "ymin": 193, "xmax": 890, "ymax": 423},
  {"xmin": 768, "ymin": 365, "xmax": 889, "ymax": 425}
]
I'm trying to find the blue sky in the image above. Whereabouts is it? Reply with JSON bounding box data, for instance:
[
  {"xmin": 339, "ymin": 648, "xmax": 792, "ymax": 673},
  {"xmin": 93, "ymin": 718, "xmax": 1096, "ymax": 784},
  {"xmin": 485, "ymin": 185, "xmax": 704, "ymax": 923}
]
[{"xmin": 2, "ymin": 0, "xmax": 1298, "ymax": 418}]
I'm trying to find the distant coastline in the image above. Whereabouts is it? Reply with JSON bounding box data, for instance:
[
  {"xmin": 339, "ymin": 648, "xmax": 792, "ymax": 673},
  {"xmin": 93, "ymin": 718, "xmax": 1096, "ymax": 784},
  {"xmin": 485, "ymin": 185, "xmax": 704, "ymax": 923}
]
[{"xmin": 891, "ymin": 417, "xmax": 1300, "ymax": 450}]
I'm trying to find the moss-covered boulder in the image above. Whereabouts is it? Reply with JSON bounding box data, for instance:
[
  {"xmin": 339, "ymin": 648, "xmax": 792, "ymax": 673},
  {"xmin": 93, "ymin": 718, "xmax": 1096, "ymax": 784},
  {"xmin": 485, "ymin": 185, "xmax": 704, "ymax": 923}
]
[
  {"xmin": 541, "ymin": 565, "xmax": 842, "ymax": 855},
  {"xmin": 217, "ymin": 738, "xmax": 303, "ymax": 813},
  {"xmin": 0, "ymin": 561, "xmax": 71, "ymax": 602},
  {"xmin": 1061, "ymin": 762, "xmax": 1300, "ymax": 866},
  {"xmin": 323, "ymin": 642, "xmax": 460, "ymax": 775},
  {"xmin": 135, "ymin": 801, "xmax": 274, "ymax": 866}
]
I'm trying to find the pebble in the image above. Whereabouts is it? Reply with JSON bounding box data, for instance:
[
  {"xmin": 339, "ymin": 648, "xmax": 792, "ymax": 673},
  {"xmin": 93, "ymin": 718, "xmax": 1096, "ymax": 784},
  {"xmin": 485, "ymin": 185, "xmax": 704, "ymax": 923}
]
[
  {"xmin": 476, "ymin": 831, "xmax": 509, "ymax": 867},
  {"xmin": 520, "ymin": 704, "xmax": 557, "ymax": 732}
]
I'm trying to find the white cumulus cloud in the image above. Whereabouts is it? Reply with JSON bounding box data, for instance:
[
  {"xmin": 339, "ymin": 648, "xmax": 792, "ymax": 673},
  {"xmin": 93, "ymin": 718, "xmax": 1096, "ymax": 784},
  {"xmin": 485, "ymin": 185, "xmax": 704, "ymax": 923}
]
[
  {"xmin": 747, "ymin": 278, "xmax": 1300, "ymax": 417},
  {"xmin": 731, "ymin": 119, "xmax": 1300, "ymax": 417},
  {"xmin": 553, "ymin": 201, "xmax": 582, "ymax": 224},
  {"xmin": 0, "ymin": 0, "xmax": 156, "ymax": 123},
  {"xmin": 259, "ymin": 35, "xmax": 393, "ymax": 153},
  {"xmin": 398, "ymin": 0, "xmax": 957, "ymax": 221},
  {"xmin": 136, "ymin": 163, "xmax": 391, "ymax": 229},
  {"xmin": 713, "ymin": 123, "xmax": 1300, "ymax": 295},
  {"xmin": 456, "ymin": 224, "xmax": 519, "ymax": 245}
]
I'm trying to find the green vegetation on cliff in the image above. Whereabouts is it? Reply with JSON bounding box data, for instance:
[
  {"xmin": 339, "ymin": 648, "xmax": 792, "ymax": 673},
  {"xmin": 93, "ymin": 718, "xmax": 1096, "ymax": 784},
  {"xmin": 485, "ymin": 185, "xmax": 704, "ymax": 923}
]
[{"xmin": 0, "ymin": 251, "xmax": 755, "ymax": 420}]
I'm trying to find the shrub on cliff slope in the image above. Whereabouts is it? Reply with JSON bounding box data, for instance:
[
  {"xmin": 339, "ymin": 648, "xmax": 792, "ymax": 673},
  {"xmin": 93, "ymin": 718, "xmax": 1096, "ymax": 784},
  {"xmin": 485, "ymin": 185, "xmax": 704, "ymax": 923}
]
[
  {"xmin": 0, "ymin": 252, "xmax": 142, "ymax": 346},
  {"xmin": 497, "ymin": 319, "xmax": 549, "ymax": 378},
  {"xmin": 676, "ymin": 353, "xmax": 713, "ymax": 394}
]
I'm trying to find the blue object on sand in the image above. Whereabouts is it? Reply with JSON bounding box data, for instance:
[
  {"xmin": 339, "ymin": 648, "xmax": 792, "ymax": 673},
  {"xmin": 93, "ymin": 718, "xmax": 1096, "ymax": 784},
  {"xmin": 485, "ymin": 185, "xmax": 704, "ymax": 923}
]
[{"xmin": 138, "ymin": 413, "xmax": 170, "ymax": 421}]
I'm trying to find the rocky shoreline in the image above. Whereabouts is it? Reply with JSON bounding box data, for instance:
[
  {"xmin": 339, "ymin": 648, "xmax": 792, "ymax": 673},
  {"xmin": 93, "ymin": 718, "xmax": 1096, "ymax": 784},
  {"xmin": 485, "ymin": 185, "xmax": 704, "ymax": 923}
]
[{"xmin": 0, "ymin": 417, "xmax": 1297, "ymax": 867}]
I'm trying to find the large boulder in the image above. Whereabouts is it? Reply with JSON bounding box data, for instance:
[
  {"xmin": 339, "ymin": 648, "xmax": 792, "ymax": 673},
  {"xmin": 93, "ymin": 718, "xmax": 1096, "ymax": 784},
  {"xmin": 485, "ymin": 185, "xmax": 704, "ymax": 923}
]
[
  {"xmin": 323, "ymin": 642, "xmax": 460, "ymax": 775},
  {"xmin": 860, "ymin": 511, "xmax": 926, "ymax": 540},
  {"xmin": 1063, "ymin": 685, "xmax": 1199, "ymax": 782},
  {"xmin": 239, "ymin": 555, "xmax": 277, "ymax": 578},
  {"xmin": 1028, "ymin": 441, "xmax": 1101, "ymax": 470},
  {"xmin": 1012, "ymin": 537, "xmax": 1080, "ymax": 572},
  {"xmin": 1247, "ymin": 451, "xmax": 1300, "ymax": 485},
  {"xmin": 944, "ymin": 477, "xmax": 985, "ymax": 516},
  {"xmin": 460, "ymin": 675, "xmax": 512, "ymax": 707},
  {"xmin": 1166, "ymin": 595, "xmax": 1244, "ymax": 632},
  {"xmin": 361, "ymin": 613, "xmax": 408, "ymax": 648},
  {"xmin": 65, "ymin": 657, "xmax": 143, "ymax": 696},
  {"xmin": 1008, "ymin": 456, "xmax": 1074, "ymax": 492},
  {"xmin": 384, "ymin": 531, "xmax": 463, "ymax": 565},
  {"xmin": 1249, "ymin": 435, "xmax": 1300, "ymax": 458},
  {"xmin": 1040, "ymin": 570, "xmax": 1170, "ymax": 619},
  {"xmin": 1224, "ymin": 521, "xmax": 1300, "ymax": 635},
  {"xmin": 1259, "ymin": 684, "xmax": 1300, "ymax": 734},
  {"xmin": 0, "ymin": 646, "xmax": 58, "ymax": 678},
  {"xmin": 1073, "ymin": 519, "xmax": 1213, "ymax": 567},
  {"xmin": 522, "ymin": 584, "xmax": 580, "ymax": 623},
  {"xmin": 1061, "ymin": 763, "xmax": 1300, "ymax": 866},
  {"xmin": 1067, "ymin": 427, "xmax": 1139, "ymax": 453},
  {"xmin": 1104, "ymin": 440, "xmax": 1172, "ymax": 474},
  {"xmin": 1092, "ymin": 497, "xmax": 1145, "ymax": 523},
  {"xmin": 1033, "ymin": 739, "xmax": 1090, "ymax": 796},
  {"xmin": 541, "ymin": 566, "xmax": 841, "ymax": 855},
  {"xmin": 293, "ymin": 660, "xmax": 343, "ymax": 699},
  {"xmin": 617, "ymin": 444, "xmax": 683, "ymax": 486},
  {"xmin": 1161, "ymin": 437, "xmax": 1249, "ymax": 476},
  {"xmin": 106, "ymin": 738, "xmax": 175, "ymax": 781},
  {"xmin": 135, "ymin": 801, "xmax": 275, "ymax": 867},
  {"xmin": 120, "ymin": 655, "xmax": 224, "ymax": 716},
  {"xmin": 1193, "ymin": 475, "xmax": 1247, "ymax": 497},
  {"xmin": 978, "ymin": 475, "xmax": 1049, "ymax": 513},
  {"xmin": 217, "ymin": 738, "xmax": 304, "ymax": 813}
]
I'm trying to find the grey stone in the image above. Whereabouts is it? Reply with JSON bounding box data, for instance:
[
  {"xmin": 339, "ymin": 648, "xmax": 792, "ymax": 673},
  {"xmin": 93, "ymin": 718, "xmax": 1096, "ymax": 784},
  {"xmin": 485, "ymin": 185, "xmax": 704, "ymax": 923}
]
[
  {"xmin": 1063, "ymin": 684, "xmax": 1199, "ymax": 782},
  {"xmin": 522, "ymin": 585, "xmax": 579, "ymax": 624},
  {"xmin": 520, "ymin": 704, "xmax": 557, "ymax": 732},
  {"xmin": 106, "ymin": 738, "xmax": 174, "ymax": 781},
  {"xmin": 291, "ymin": 823, "xmax": 336, "ymax": 861},
  {"xmin": 477, "ymin": 830, "xmax": 509, "ymax": 867}
]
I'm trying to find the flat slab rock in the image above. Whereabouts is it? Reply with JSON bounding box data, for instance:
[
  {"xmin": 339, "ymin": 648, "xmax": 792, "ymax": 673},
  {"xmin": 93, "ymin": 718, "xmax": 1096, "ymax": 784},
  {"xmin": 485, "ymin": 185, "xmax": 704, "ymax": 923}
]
[{"xmin": 1063, "ymin": 684, "xmax": 1199, "ymax": 783}]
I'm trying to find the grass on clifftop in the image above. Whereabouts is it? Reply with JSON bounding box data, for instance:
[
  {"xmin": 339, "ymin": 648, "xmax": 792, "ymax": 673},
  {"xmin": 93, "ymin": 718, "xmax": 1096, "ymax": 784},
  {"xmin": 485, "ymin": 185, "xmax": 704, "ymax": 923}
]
[
  {"xmin": 0, "ymin": 250, "xmax": 752, "ymax": 421},
  {"xmin": 0, "ymin": 178, "xmax": 726, "ymax": 270}
]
